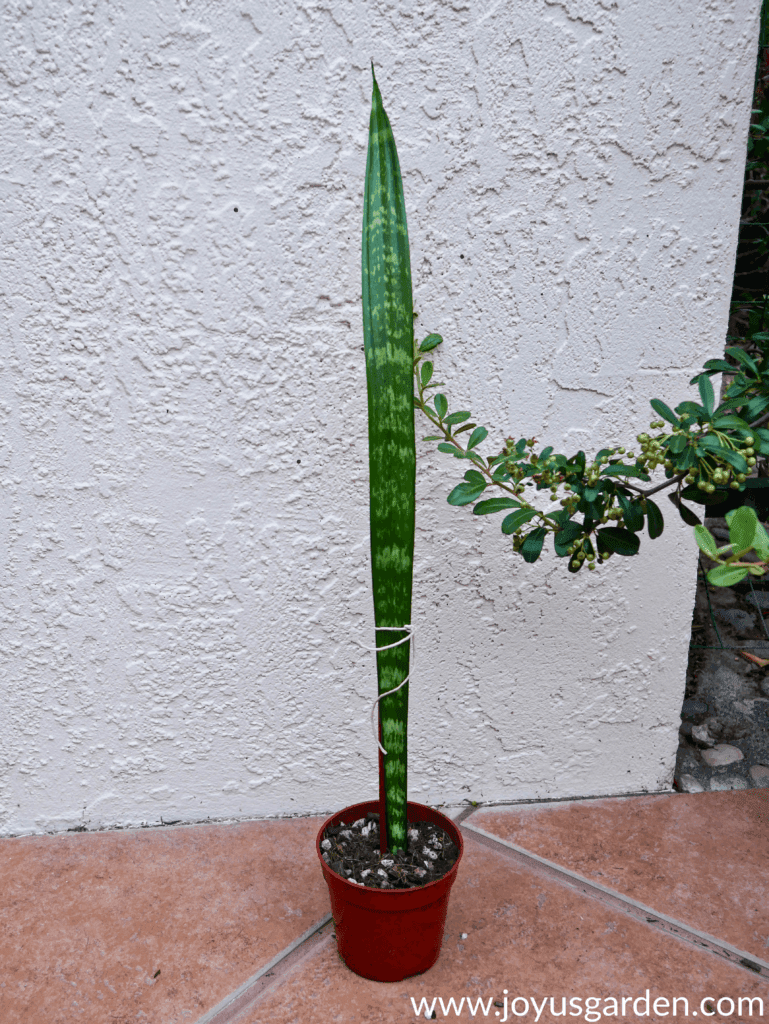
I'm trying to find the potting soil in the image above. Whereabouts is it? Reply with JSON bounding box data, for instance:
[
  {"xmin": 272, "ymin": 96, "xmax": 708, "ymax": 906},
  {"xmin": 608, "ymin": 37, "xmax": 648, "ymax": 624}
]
[{"xmin": 321, "ymin": 812, "xmax": 458, "ymax": 889}]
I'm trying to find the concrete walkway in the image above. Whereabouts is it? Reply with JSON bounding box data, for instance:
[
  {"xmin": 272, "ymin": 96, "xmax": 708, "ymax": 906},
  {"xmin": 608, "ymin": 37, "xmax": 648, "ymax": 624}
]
[{"xmin": 2, "ymin": 791, "xmax": 767, "ymax": 1023}]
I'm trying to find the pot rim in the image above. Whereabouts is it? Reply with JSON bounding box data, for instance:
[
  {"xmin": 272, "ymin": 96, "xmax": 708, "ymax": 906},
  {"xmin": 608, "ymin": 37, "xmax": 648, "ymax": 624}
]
[{"xmin": 315, "ymin": 798, "xmax": 464, "ymax": 896}]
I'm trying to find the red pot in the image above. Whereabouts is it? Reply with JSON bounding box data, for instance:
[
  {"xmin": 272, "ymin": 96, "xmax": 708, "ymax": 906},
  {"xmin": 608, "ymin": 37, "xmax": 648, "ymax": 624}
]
[{"xmin": 316, "ymin": 800, "xmax": 463, "ymax": 982}]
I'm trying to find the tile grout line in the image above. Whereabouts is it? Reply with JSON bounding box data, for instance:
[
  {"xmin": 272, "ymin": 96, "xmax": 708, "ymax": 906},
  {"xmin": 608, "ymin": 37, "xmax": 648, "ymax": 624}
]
[
  {"xmin": 461, "ymin": 820, "xmax": 769, "ymax": 983},
  {"xmin": 193, "ymin": 913, "xmax": 334, "ymax": 1024}
]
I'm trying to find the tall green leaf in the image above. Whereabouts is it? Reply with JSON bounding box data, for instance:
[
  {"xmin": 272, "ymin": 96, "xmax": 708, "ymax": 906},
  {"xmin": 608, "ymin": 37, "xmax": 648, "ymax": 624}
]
[
  {"xmin": 616, "ymin": 491, "xmax": 644, "ymax": 532},
  {"xmin": 362, "ymin": 67, "xmax": 415, "ymax": 852}
]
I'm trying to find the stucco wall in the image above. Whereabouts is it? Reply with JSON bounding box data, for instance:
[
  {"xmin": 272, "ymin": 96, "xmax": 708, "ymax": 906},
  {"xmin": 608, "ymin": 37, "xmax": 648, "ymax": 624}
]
[{"xmin": 0, "ymin": 0, "xmax": 760, "ymax": 835}]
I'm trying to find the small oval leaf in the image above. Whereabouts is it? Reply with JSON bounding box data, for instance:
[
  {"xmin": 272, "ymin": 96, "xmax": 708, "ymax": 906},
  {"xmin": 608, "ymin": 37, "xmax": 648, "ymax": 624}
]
[
  {"xmin": 620, "ymin": 496, "xmax": 644, "ymax": 533},
  {"xmin": 463, "ymin": 469, "xmax": 486, "ymax": 485},
  {"xmin": 729, "ymin": 505, "xmax": 759, "ymax": 555},
  {"xmin": 669, "ymin": 496, "xmax": 702, "ymax": 526},
  {"xmin": 521, "ymin": 527, "xmax": 547, "ymax": 563},
  {"xmin": 596, "ymin": 527, "xmax": 641, "ymax": 556},
  {"xmin": 693, "ymin": 525, "xmax": 718, "ymax": 559},
  {"xmin": 645, "ymin": 498, "xmax": 664, "ymax": 539},
  {"xmin": 650, "ymin": 398, "xmax": 679, "ymax": 426},
  {"xmin": 473, "ymin": 497, "xmax": 523, "ymax": 515},
  {"xmin": 501, "ymin": 509, "xmax": 539, "ymax": 534},
  {"xmin": 445, "ymin": 410, "xmax": 471, "ymax": 426},
  {"xmin": 447, "ymin": 481, "xmax": 487, "ymax": 506},
  {"xmin": 697, "ymin": 374, "xmax": 715, "ymax": 416},
  {"xmin": 707, "ymin": 563, "xmax": 750, "ymax": 587},
  {"xmin": 553, "ymin": 520, "xmax": 583, "ymax": 557},
  {"xmin": 466, "ymin": 426, "xmax": 488, "ymax": 450}
]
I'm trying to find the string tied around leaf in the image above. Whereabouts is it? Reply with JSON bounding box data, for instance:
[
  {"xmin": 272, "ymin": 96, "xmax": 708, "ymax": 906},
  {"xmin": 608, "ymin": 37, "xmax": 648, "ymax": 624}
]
[{"xmin": 350, "ymin": 625, "xmax": 415, "ymax": 755}]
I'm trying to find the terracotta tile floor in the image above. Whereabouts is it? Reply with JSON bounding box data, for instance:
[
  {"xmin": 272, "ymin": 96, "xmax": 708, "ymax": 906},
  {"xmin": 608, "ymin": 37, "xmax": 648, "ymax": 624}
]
[
  {"xmin": 472, "ymin": 791, "xmax": 769, "ymax": 963},
  {"xmin": 1, "ymin": 791, "xmax": 767, "ymax": 1024},
  {"xmin": 0, "ymin": 817, "xmax": 330, "ymax": 1023}
]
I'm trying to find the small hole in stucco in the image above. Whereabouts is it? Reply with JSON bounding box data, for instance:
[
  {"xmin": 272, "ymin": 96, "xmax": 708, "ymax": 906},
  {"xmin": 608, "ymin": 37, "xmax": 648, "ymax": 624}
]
[
  {"xmin": 297, "ymin": 459, "xmax": 301, "ymax": 464},
  {"xmin": 460, "ymin": 254, "xmax": 464, "ymax": 259},
  {"xmin": 234, "ymin": 207, "xmax": 238, "ymax": 212}
]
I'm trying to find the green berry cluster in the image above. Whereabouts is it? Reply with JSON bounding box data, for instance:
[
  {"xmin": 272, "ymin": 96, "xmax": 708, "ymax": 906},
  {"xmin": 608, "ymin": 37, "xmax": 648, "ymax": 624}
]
[
  {"xmin": 638, "ymin": 421, "xmax": 754, "ymax": 493},
  {"xmin": 565, "ymin": 536, "xmax": 614, "ymax": 571},
  {"xmin": 635, "ymin": 422, "xmax": 668, "ymax": 473}
]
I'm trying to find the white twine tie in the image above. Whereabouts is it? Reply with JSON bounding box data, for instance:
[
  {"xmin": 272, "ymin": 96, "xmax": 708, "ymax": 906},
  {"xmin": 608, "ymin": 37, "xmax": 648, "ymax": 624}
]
[{"xmin": 351, "ymin": 625, "xmax": 415, "ymax": 755}]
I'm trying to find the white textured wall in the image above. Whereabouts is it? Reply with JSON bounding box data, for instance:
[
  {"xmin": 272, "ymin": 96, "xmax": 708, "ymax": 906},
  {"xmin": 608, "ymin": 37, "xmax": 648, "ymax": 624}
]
[{"xmin": 0, "ymin": 0, "xmax": 760, "ymax": 835}]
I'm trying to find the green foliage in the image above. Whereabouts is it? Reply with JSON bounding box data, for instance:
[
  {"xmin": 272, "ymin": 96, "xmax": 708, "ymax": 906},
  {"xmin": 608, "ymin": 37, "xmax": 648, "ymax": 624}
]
[
  {"xmin": 645, "ymin": 499, "xmax": 664, "ymax": 539},
  {"xmin": 695, "ymin": 506, "xmax": 769, "ymax": 586},
  {"xmin": 521, "ymin": 527, "xmax": 547, "ymax": 563},
  {"xmin": 596, "ymin": 528, "xmax": 640, "ymax": 557},
  {"xmin": 448, "ymin": 471, "xmax": 487, "ymax": 506},
  {"xmin": 693, "ymin": 525, "xmax": 718, "ymax": 559},
  {"xmin": 419, "ymin": 333, "xmax": 443, "ymax": 353},
  {"xmin": 467, "ymin": 426, "xmax": 488, "ymax": 450},
  {"xmin": 473, "ymin": 497, "xmax": 522, "ymax": 515},
  {"xmin": 412, "ymin": 325, "xmax": 769, "ymax": 578}
]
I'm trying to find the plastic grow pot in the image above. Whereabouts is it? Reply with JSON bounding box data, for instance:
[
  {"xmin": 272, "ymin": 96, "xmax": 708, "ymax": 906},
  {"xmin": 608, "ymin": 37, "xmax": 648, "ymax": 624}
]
[{"xmin": 316, "ymin": 799, "xmax": 463, "ymax": 982}]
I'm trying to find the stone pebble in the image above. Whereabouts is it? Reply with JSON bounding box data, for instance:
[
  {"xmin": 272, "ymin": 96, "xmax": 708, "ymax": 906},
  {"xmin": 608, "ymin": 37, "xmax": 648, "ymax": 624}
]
[
  {"xmin": 700, "ymin": 744, "xmax": 744, "ymax": 767},
  {"xmin": 708, "ymin": 776, "xmax": 748, "ymax": 791}
]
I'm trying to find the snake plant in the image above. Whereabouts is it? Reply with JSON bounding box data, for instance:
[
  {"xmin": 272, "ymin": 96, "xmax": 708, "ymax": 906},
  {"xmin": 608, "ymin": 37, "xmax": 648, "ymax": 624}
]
[{"xmin": 362, "ymin": 66, "xmax": 415, "ymax": 852}]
